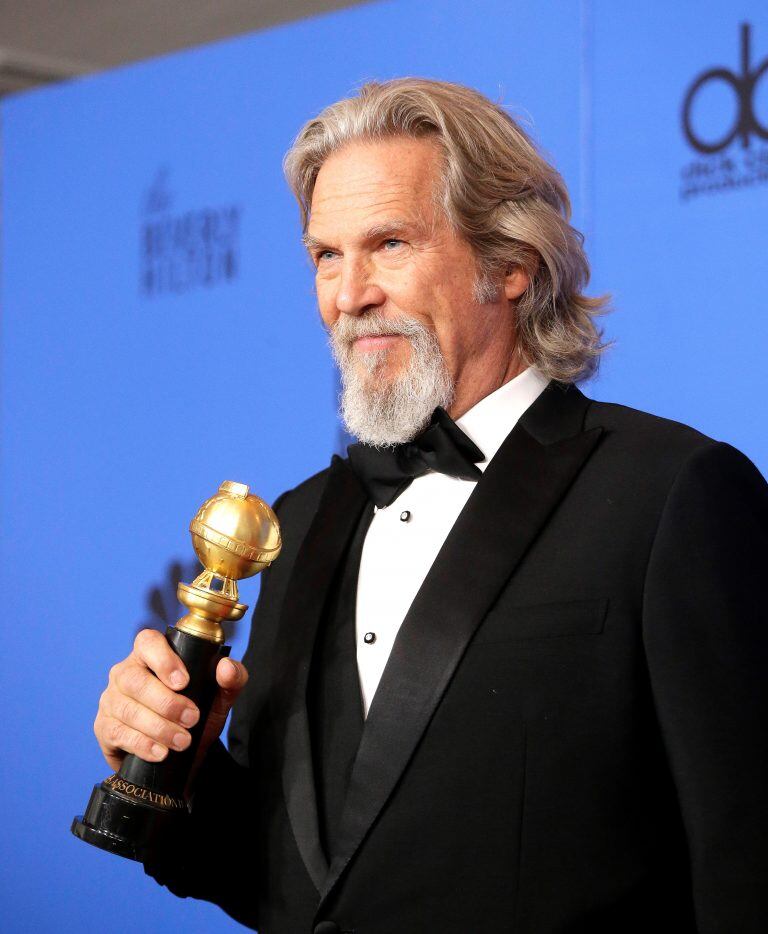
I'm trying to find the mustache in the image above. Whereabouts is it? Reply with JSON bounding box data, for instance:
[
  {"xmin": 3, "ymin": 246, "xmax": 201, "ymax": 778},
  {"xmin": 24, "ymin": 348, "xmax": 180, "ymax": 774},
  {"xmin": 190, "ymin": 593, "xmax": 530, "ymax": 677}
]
[{"xmin": 329, "ymin": 312, "xmax": 427, "ymax": 347}]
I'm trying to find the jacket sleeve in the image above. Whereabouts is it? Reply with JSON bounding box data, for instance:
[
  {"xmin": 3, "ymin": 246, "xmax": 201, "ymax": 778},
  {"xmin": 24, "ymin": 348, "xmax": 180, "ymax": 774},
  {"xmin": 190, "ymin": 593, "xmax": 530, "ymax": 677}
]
[
  {"xmin": 143, "ymin": 738, "xmax": 257, "ymax": 922},
  {"xmin": 642, "ymin": 441, "xmax": 768, "ymax": 933}
]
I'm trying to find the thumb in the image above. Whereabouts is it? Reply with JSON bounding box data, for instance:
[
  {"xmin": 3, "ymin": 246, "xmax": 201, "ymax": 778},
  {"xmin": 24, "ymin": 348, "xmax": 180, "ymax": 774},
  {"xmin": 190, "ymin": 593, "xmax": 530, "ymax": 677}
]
[
  {"xmin": 210, "ymin": 658, "xmax": 248, "ymax": 721},
  {"xmin": 187, "ymin": 659, "xmax": 249, "ymax": 793},
  {"xmin": 216, "ymin": 656, "xmax": 248, "ymax": 692},
  {"xmin": 198, "ymin": 659, "xmax": 249, "ymax": 751}
]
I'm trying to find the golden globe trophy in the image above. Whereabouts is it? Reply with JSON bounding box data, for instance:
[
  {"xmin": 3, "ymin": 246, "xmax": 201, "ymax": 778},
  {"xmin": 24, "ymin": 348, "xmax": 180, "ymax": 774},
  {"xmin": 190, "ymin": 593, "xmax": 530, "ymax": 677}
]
[{"xmin": 72, "ymin": 481, "xmax": 281, "ymax": 861}]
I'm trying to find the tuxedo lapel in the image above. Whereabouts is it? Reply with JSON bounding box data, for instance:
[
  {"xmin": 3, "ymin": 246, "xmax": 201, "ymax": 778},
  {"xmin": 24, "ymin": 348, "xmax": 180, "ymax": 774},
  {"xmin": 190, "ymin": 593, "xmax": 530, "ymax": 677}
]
[
  {"xmin": 320, "ymin": 383, "xmax": 603, "ymax": 902},
  {"xmin": 270, "ymin": 455, "xmax": 368, "ymax": 894}
]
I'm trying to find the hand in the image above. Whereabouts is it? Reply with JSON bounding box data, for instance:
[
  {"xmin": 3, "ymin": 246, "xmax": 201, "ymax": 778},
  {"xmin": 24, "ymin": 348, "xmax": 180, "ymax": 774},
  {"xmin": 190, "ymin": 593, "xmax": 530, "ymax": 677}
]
[{"xmin": 94, "ymin": 628, "xmax": 248, "ymax": 773}]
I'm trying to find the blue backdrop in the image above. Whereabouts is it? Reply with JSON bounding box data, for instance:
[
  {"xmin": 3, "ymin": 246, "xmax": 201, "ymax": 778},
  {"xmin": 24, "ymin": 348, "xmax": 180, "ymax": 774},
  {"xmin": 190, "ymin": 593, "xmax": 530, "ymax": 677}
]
[{"xmin": 1, "ymin": 1, "xmax": 766, "ymax": 930}]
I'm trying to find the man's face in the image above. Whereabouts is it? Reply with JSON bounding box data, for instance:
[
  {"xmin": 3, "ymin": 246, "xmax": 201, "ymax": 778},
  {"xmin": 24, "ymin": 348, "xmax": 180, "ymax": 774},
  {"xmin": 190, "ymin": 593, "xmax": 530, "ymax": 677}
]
[{"xmin": 306, "ymin": 136, "xmax": 520, "ymax": 428}]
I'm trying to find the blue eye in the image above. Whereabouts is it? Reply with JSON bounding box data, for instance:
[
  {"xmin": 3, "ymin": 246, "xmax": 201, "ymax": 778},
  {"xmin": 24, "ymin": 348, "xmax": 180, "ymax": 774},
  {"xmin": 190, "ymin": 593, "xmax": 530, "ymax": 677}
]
[{"xmin": 383, "ymin": 239, "xmax": 403, "ymax": 250}]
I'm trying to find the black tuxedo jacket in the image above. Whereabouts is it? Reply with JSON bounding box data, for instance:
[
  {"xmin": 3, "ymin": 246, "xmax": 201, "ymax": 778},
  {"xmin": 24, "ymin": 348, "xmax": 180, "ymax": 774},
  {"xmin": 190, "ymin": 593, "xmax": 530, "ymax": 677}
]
[{"xmin": 149, "ymin": 382, "xmax": 768, "ymax": 934}]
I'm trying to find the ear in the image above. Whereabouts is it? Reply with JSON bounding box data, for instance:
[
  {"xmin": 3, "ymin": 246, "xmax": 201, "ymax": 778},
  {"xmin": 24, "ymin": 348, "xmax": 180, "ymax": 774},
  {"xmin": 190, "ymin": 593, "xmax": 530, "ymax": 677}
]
[{"xmin": 503, "ymin": 265, "xmax": 531, "ymax": 301}]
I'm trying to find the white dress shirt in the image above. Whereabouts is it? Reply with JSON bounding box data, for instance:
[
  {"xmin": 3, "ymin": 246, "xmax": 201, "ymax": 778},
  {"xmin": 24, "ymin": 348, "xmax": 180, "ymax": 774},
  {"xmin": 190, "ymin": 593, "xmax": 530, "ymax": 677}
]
[{"xmin": 355, "ymin": 366, "xmax": 550, "ymax": 715}]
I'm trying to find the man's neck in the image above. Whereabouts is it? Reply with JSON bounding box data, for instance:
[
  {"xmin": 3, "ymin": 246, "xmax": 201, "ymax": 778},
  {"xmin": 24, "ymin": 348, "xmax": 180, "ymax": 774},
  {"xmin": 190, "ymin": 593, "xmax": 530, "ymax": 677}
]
[{"xmin": 447, "ymin": 355, "xmax": 527, "ymax": 420}]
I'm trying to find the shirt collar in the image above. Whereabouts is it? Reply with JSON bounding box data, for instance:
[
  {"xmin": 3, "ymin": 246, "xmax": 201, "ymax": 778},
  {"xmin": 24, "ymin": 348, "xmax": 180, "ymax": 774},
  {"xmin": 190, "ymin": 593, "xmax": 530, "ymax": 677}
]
[{"xmin": 455, "ymin": 367, "xmax": 550, "ymax": 472}]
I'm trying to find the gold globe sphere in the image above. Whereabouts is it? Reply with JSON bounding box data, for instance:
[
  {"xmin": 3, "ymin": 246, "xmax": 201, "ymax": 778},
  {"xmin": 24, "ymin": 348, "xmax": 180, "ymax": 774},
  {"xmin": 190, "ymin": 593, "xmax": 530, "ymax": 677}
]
[{"xmin": 189, "ymin": 480, "xmax": 282, "ymax": 582}]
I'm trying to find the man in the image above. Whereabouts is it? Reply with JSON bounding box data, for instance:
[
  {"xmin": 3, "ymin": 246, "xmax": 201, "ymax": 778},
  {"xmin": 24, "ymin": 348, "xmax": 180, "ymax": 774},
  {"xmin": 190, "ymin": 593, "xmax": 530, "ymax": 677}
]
[{"xmin": 94, "ymin": 79, "xmax": 768, "ymax": 933}]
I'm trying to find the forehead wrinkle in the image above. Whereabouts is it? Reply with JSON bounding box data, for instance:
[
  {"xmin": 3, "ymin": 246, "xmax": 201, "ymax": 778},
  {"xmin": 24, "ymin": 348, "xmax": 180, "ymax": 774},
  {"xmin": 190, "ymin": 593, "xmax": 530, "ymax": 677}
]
[
  {"xmin": 307, "ymin": 198, "xmax": 431, "ymax": 247},
  {"xmin": 312, "ymin": 136, "xmax": 445, "ymax": 210},
  {"xmin": 308, "ymin": 144, "xmax": 447, "ymax": 246},
  {"xmin": 309, "ymin": 184, "xmax": 416, "ymax": 217}
]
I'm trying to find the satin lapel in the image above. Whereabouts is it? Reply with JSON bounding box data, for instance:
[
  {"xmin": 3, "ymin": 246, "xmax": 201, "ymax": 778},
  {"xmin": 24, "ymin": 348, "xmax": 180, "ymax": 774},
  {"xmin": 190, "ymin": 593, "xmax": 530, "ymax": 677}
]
[
  {"xmin": 270, "ymin": 455, "xmax": 368, "ymax": 894},
  {"xmin": 320, "ymin": 383, "xmax": 603, "ymax": 902}
]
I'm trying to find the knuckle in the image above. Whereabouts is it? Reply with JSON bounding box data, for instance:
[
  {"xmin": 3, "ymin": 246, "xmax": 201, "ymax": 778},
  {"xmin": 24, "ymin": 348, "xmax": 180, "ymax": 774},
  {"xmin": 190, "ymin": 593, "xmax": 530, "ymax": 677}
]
[
  {"xmin": 133, "ymin": 628, "xmax": 157, "ymax": 654},
  {"xmin": 146, "ymin": 711, "xmax": 165, "ymax": 737},
  {"xmin": 107, "ymin": 721, "xmax": 124, "ymax": 745},
  {"xmin": 112, "ymin": 663, "xmax": 128, "ymax": 691},
  {"xmin": 158, "ymin": 691, "xmax": 182, "ymax": 720},
  {"xmin": 121, "ymin": 665, "xmax": 148, "ymax": 698},
  {"xmin": 107, "ymin": 662, "xmax": 122, "ymax": 685},
  {"xmin": 116, "ymin": 697, "xmax": 138, "ymax": 726}
]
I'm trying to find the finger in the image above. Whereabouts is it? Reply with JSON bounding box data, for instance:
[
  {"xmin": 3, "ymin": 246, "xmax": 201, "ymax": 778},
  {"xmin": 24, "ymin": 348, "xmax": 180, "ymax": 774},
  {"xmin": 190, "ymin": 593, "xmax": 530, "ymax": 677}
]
[
  {"xmin": 215, "ymin": 657, "xmax": 248, "ymax": 693},
  {"xmin": 112, "ymin": 661, "xmax": 199, "ymax": 729},
  {"xmin": 97, "ymin": 714, "xmax": 169, "ymax": 764},
  {"xmin": 204, "ymin": 660, "xmax": 249, "ymax": 735},
  {"xmin": 188, "ymin": 661, "xmax": 249, "ymax": 786},
  {"xmin": 131, "ymin": 628, "xmax": 189, "ymax": 691},
  {"xmin": 101, "ymin": 691, "xmax": 192, "ymax": 753},
  {"xmin": 94, "ymin": 713, "xmax": 125, "ymax": 773}
]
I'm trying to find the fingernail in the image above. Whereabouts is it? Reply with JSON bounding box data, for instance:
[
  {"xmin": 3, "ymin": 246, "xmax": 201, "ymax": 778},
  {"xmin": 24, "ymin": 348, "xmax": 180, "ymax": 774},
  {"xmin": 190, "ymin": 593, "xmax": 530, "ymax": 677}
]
[
  {"xmin": 180, "ymin": 708, "xmax": 197, "ymax": 727},
  {"xmin": 225, "ymin": 659, "xmax": 238, "ymax": 678},
  {"xmin": 172, "ymin": 732, "xmax": 189, "ymax": 751},
  {"xmin": 170, "ymin": 671, "xmax": 185, "ymax": 689},
  {"xmin": 151, "ymin": 743, "xmax": 166, "ymax": 759}
]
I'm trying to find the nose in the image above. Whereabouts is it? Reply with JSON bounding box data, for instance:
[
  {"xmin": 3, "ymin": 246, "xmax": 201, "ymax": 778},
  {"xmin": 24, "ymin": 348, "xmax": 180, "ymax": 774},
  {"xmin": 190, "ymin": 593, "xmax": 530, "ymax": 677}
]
[{"xmin": 335, "ymin": 256, "xmax": 386, "ymax": 317}]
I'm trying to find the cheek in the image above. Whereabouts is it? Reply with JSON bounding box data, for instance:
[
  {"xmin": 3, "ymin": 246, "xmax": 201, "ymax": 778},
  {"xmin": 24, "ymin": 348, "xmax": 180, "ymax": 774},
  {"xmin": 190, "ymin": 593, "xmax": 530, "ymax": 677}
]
[
  {"xmin": 314, "ymin": 277, "xmax": 338, "ymax": 325},
  {"xmin": 427, "ymin": 288, "xmax": 487, "ymax": 362},
  {"xmin": 378, "ymin": 267, "xmax": 437, "ymax": 321}
]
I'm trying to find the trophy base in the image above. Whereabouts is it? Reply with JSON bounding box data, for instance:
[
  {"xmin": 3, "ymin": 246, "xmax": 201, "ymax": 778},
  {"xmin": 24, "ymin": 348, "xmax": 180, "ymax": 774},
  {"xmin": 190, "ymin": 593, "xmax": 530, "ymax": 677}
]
[{"xmin": 72, "ymin": 776, "xmax": 188, "ymax": 862}]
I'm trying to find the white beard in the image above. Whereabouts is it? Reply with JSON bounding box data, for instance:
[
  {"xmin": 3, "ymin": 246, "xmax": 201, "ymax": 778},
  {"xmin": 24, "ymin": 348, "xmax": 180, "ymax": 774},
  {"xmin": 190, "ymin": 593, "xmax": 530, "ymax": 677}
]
[{"xmin": 329, "ymin": 312, "xmax": 455, "ymax": 448}]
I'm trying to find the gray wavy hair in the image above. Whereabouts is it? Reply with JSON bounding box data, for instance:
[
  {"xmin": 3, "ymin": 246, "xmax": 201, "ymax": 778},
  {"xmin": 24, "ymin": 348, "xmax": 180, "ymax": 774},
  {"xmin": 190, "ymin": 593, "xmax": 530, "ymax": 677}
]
[{"xmin": 284, "ymin": 78, "xmax": 609, "ymax": 383}]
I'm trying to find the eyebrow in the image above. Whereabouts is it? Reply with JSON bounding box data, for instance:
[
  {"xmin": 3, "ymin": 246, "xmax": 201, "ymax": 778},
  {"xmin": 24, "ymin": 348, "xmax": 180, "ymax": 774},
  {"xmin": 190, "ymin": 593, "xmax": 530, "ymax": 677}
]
[{"xmin": 302, "ymin": 218, "xmax": 419, "ymax": 253}]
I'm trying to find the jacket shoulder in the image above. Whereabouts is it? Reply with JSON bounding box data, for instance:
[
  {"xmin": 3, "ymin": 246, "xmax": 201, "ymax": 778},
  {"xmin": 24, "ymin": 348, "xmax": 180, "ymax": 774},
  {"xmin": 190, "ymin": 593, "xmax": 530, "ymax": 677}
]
[
  {"xmin": 583, "ymin": 395, "xmax": 767, "ymax": 498},
  {"xmin": 272, "ymin": 462, "xmax": 334, "ymax": 518},
  {"xmin": 585, "ymin": 398, "xmax": 717, "ymax": 463},
  {"xmin": 587, "ymin": 398, "xmax": 711, "ymax": 446}
]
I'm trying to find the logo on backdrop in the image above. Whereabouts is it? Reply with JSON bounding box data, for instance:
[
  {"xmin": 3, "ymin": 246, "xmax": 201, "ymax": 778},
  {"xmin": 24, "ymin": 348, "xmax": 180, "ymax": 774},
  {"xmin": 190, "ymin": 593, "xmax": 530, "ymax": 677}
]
[
  {"xmin": 140, "ymin": 168, "xmax": 242, "ymax": 297},
  {"xmin": 680, "ymin": 23, "xmax": 768, "ymax": 200}
]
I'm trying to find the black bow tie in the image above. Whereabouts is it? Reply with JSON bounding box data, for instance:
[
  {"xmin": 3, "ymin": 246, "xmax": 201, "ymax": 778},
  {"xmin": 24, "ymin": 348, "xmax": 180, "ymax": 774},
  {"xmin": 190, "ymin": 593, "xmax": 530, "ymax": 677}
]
[{"xmin": 347, "ymin": 407, "xmax": 484, "ymax": 508}]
